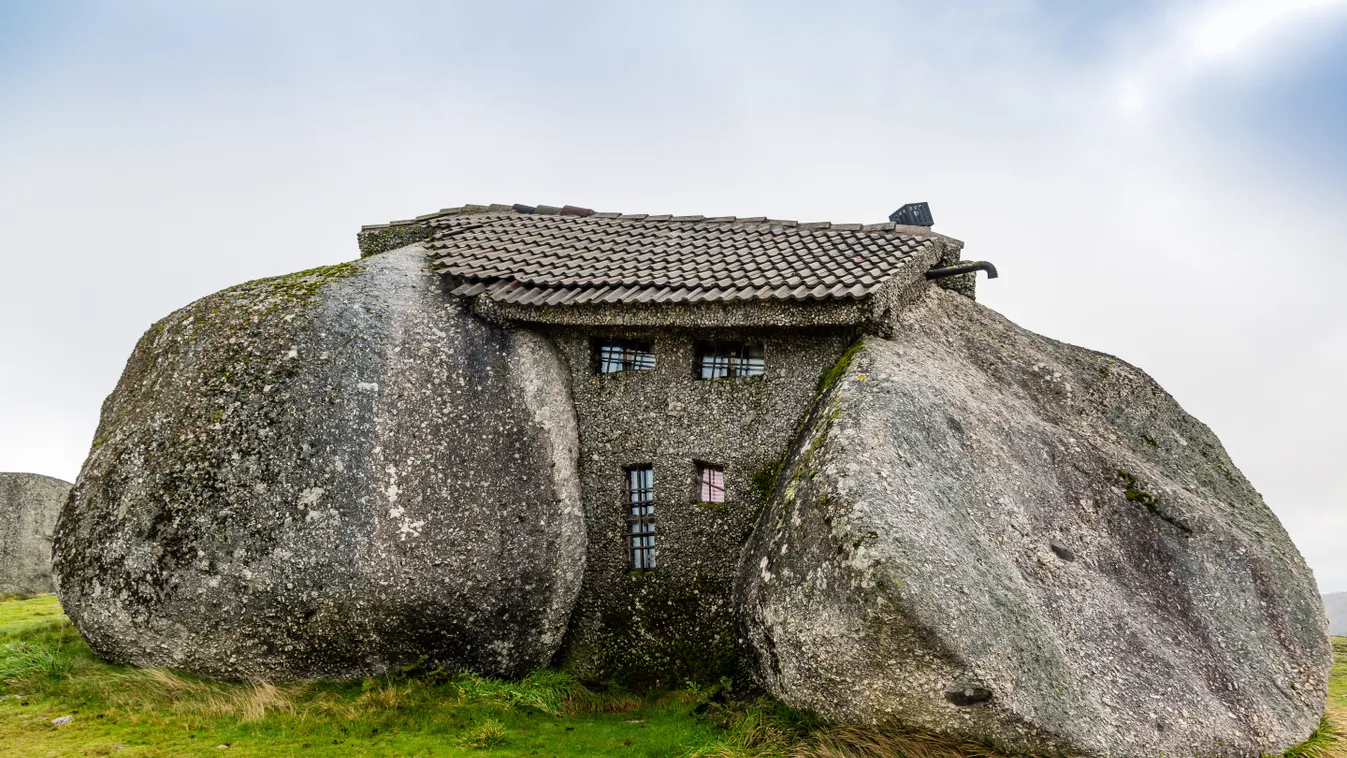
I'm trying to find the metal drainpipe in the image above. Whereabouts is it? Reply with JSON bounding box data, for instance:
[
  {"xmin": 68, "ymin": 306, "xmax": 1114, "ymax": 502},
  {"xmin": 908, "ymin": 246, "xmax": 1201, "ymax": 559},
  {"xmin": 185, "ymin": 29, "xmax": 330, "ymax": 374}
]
[{"xmin": 925, "ymin": 261, "xmax": 999, "ymax": 280}]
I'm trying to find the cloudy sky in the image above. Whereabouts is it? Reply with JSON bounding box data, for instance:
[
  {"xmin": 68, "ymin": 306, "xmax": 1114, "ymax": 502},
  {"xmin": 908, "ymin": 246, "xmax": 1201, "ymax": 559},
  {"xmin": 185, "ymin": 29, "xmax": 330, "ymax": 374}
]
[{"xmin": 2, "ymin": 1, "xmax": 1345, "ymax": 588}]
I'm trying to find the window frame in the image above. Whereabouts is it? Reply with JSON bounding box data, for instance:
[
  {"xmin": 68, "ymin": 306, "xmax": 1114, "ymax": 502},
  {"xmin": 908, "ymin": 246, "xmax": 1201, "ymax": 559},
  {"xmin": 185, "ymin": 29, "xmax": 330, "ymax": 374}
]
[
  {"xmin": 625, "ymin": 465, "xmax": 657, "ymax": 571},
  {"xmin": 693, "ymin": 341, "xmax": 766, "ymax": 380},
  {"xmin": 595, "ymin": 338, "xmax": 656, "ymax": 375}
]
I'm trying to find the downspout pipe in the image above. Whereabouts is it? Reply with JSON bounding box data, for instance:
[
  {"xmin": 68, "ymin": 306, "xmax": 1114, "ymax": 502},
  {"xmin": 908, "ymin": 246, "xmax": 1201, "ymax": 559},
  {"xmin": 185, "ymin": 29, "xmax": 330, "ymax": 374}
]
[{"xmin": 925, "ymin": 261, "xmax": 998, "ymax": 281}]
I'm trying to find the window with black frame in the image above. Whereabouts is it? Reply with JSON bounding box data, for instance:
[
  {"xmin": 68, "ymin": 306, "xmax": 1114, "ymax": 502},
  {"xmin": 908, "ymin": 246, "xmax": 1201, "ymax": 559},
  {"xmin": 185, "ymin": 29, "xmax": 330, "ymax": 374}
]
[
  {"xmin": 626, "ymin": 466, "xmax": 656, "ymax": 570},
  {"xmin": 597, "ymin": 339, "xmax": 656, "ymax": 374},
  {"xmin": 695, "ymin": 342, "xmax": 765, "ymax": 379}
]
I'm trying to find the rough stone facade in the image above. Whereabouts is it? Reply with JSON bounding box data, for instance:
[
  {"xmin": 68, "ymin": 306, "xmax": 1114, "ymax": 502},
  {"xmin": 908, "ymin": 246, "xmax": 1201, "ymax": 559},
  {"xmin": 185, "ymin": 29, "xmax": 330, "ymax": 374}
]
[
  {"xmin": 357, "ymin": 223, "xmax": 435, "ymax": 258},
  {"xmin": 542, "ymin": 325, "xmax": 855, "ymax": 683},
  {"xmin": 0, "ymin": 473, "xmax": 72, "ymax": 596}
]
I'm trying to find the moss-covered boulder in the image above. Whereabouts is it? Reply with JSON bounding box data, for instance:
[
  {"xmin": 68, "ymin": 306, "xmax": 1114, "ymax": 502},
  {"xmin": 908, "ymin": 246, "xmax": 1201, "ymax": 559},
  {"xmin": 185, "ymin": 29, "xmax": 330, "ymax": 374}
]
[
  {"xmin": 53, "ymin": 246, "xmax": 584, "ymax": 681},
  {"xmin": 0, "ymin": 473, "xmax": 71, "ymax": 595},
  {"xmin": 737, "ymin": 288, "xmax": 1330, "ymax": 757}
]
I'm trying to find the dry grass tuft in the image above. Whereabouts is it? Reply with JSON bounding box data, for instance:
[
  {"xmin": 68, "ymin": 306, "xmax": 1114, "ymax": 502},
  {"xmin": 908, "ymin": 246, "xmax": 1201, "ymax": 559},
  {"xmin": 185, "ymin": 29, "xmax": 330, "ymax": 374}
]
[
  {"xmin": 791, "ymin": 724, "xmax": 1008, "ymax": 758},
  {"xmin": 91, "ymin": 668, "xmax": 299, "ymax": 722},
  {"xmin": 460, "ymin": 718, "xmax": 507, "ymax": 749},
  {"xmin": 302, "ymin": 680, "xmax": 411, "ymax": 720},
  {"xmin": 1284, "ymin": 714, "xmax": 1345, "ymax": 758},
  {"xmin": 682, "ymin": 701, "xmax": 801, "ymax": 757},
  {"xmin": 561, "ymin": 685, "xmax": 643, "ymax": 715}
]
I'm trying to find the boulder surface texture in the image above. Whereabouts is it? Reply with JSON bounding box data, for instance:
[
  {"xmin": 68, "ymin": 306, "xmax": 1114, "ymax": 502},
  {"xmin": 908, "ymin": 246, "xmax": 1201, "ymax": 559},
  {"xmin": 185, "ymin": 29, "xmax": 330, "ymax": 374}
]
[
  {"xmin": 53, "ymin": 246, "xmax": 585, "ymax": 681},
  {"xmin": 0, "ymin": 473, "xmax": 72, "ymax": 595},
  {"xmin": 738, "ymin": 288, "xmax": 1330, "ymax": 758}
]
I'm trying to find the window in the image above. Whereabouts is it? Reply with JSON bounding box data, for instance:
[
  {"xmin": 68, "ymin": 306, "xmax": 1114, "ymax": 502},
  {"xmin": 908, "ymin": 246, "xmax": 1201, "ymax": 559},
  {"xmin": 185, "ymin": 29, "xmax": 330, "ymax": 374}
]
[
  {"xmin": 695, "ymin": 342, "xmax": 765, "ymax": 379},
  {"xmin": 597, "ymin": 339, "xmax": 656, "ymax": 374},
  {"xmin": 626, "ymin": 466, "xmax": 656, "ymax": 570},
  {"xmin": 698, "ymin": 463, "xmax": 725, "ymax": 503}
]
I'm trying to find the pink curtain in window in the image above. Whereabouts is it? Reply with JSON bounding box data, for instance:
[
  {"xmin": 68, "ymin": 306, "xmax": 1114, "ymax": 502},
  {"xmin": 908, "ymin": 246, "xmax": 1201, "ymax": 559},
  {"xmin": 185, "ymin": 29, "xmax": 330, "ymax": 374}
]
[{"xmin": 700, "ymin": 467, "xmax": 725, "ymax": 502}]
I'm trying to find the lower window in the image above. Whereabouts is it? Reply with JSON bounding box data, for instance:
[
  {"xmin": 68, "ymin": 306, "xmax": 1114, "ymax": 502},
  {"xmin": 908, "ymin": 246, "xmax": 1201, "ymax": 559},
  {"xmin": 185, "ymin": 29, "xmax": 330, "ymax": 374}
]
[{"xmin": 626, "ymin": 466, "xmax": 656, "ymax": 570}]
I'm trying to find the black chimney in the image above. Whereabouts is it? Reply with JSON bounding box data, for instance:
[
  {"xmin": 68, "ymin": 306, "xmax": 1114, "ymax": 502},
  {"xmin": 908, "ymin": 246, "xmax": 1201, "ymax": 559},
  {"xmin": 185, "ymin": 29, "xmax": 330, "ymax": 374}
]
[{"xmin": 889, "ymin": 202, "xmax": 934, "ymax": 227}]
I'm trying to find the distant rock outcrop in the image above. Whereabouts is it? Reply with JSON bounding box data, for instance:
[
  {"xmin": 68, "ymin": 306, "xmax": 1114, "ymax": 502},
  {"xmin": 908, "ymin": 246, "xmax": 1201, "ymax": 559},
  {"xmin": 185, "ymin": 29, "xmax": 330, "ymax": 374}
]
[
  {"xmin": 1323, "ymin": 592, "xmax": 1347, "ymax": 636},
  {"xmin": 737, "ymin": 288, "xmax": 1330, "ymax": 758},
  {"xmin": 0, "ymin": 473, "xmax": 71, "ymax": 595},
  {"xmin": 53, "ymin": 246, "xmax": 585, "ymax": 681}
]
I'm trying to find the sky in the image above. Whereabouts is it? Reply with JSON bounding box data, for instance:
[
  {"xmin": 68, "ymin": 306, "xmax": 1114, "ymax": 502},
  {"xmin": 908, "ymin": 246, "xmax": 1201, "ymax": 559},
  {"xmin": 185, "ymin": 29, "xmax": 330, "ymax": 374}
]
[{"xmin": 2, "ymin": 1, "xmax": 1346, "ymax": 588}]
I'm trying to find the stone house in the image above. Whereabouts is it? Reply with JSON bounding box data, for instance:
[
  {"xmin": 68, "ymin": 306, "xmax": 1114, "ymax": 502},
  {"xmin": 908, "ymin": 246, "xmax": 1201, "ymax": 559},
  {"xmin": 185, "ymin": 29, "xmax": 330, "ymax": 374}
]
[
  {"xmin": 356, "ymin": 202, "xmax": 996, "ymax": 682},
  {"xmin": 56, "ymin": 196, "xmax": 1329, "ymax": 756}
]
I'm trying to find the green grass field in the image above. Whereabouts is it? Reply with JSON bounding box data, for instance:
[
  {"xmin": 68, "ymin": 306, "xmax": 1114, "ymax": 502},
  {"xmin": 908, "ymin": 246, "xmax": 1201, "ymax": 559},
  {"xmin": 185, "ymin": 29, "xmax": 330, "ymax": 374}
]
[{"xmin": 1, "ymin": 595, "xmax": 1343, "ymax": 757}]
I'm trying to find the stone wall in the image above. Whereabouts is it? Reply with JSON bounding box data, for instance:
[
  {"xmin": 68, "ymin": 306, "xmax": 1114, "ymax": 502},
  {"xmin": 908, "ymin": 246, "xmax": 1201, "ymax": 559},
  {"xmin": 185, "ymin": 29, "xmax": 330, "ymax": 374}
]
[
  {"xmin": 357, "ymin": 223, "xmax": 434, "ymax": 258},
  {"xmin": 546, "ymin": 324, "xmax": 855, "ymax": 684}
]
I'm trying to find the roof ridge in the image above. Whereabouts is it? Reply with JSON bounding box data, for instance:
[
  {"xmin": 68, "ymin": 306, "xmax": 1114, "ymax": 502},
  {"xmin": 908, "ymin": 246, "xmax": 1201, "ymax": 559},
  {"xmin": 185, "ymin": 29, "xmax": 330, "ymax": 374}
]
[{"xmin": 362, "ymin": 203, "xmax": 960, "ymax": 244}]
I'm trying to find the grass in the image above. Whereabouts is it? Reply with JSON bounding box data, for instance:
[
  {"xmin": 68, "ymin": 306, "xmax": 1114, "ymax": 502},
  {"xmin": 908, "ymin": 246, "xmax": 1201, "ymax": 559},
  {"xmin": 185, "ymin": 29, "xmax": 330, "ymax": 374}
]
[
  {"xmin": 1286, "ymin": 637, "xmax": 1347, "ymax": 758},
  {"xmin": 1, "ymin": 595, "xmax": 1343, "ymax": 757}
]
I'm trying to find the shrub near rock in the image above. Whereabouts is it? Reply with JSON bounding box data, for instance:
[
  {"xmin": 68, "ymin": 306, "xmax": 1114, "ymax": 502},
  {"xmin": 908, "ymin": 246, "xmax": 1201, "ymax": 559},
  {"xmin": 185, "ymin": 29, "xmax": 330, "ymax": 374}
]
[
  {"xmin": 52, "ymin": 247, "xmax": 585, "ymax": 681},
  {"xmin": 737, "ymin": 288, "xmax": 1331, "ymax": 758}
]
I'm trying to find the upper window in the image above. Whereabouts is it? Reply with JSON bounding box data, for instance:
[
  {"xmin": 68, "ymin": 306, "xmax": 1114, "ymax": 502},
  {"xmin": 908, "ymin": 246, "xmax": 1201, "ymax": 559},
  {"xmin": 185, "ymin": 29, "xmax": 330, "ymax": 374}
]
[
  {"xmin": 626, "ymin": 466, "xmax": 656, "ymax": 570},
  {"xmin": 597, "ymin": 340, "xmax": 656, "ymax": 374},
  {"xmin": 695, "ymin": 342, "xmax": 765, "ymax": 380},
  {"xmin": 698, "ymin": 463, "xmax": 725, "ymax": 503}
]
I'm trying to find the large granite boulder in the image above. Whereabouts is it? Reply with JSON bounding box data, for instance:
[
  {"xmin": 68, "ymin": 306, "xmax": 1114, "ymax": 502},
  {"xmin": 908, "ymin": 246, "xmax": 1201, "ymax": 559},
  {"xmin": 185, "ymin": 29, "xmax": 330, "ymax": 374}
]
[
  {"xmin": 53, "ymin": 246, "xmax": 585, "ymax": 681},
  {"xmin": 738, "ymin": 288, "xmax": 1329, "ymax": 757},
  {"xmin": 0, "ymin": 473, "xmax": 72, "ymax": 595}
]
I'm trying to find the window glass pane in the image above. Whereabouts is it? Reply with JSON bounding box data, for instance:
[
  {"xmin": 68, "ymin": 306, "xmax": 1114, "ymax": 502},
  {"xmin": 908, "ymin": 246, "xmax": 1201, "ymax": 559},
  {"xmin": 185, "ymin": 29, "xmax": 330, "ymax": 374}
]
[
  {"xmin": 742, "ymin": 344, "xmax": 766, "ymax": 376},
  {"xmin": 627, "ymin": 466, "xmax": 656, "ymax": 570},
  {"xmin": 700, "ymin": 352, "xmax": 729, "ymax": 379},
  {"xmin": 600, "ymin": 342, "xmax": 625, "ymax": 373},
  {"xmin": 697, "ymin": 342, "xmax": 764, "ymax": 379},
  {"xmin": 599, "ymin": 340, "xmax": 656, "ymax": 374}
]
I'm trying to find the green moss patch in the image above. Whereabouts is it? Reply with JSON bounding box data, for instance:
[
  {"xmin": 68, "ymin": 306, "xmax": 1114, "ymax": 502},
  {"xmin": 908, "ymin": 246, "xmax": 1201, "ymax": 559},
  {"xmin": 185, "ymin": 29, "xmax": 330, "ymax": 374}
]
[
  {"xmin": 1116, "ymin": 469, "xmax": 1158, "ymax": 509},
  {"xmin": 1116, "ymin": 469, "xmax": 1192, "ymax": 533},
  {"xmin": 814, "ymin": 338, "xmax": 866, "ymax": 398},
  {"xmin": 232, "ymin": 261, "xmax": 360, "ymax": 312}
]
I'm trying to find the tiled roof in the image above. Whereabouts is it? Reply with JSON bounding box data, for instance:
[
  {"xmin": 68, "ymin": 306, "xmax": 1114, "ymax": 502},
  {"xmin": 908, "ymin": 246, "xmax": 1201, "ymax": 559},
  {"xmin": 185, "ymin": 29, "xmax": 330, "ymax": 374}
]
[{"xmin": 371, "ymin": 204, "xmax": 961, "ymax": 307}]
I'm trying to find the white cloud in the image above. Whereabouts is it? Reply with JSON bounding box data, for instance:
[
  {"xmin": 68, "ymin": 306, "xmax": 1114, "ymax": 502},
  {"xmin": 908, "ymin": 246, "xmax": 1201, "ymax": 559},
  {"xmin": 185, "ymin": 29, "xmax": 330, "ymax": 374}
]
[
  {"xmin": 1112, "ymin": 0, "xmax": 1347, "ymax": 115},
  {"xmin": 1185, "ymin": 0, "xmax": 1347, "ymax": 61}
]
